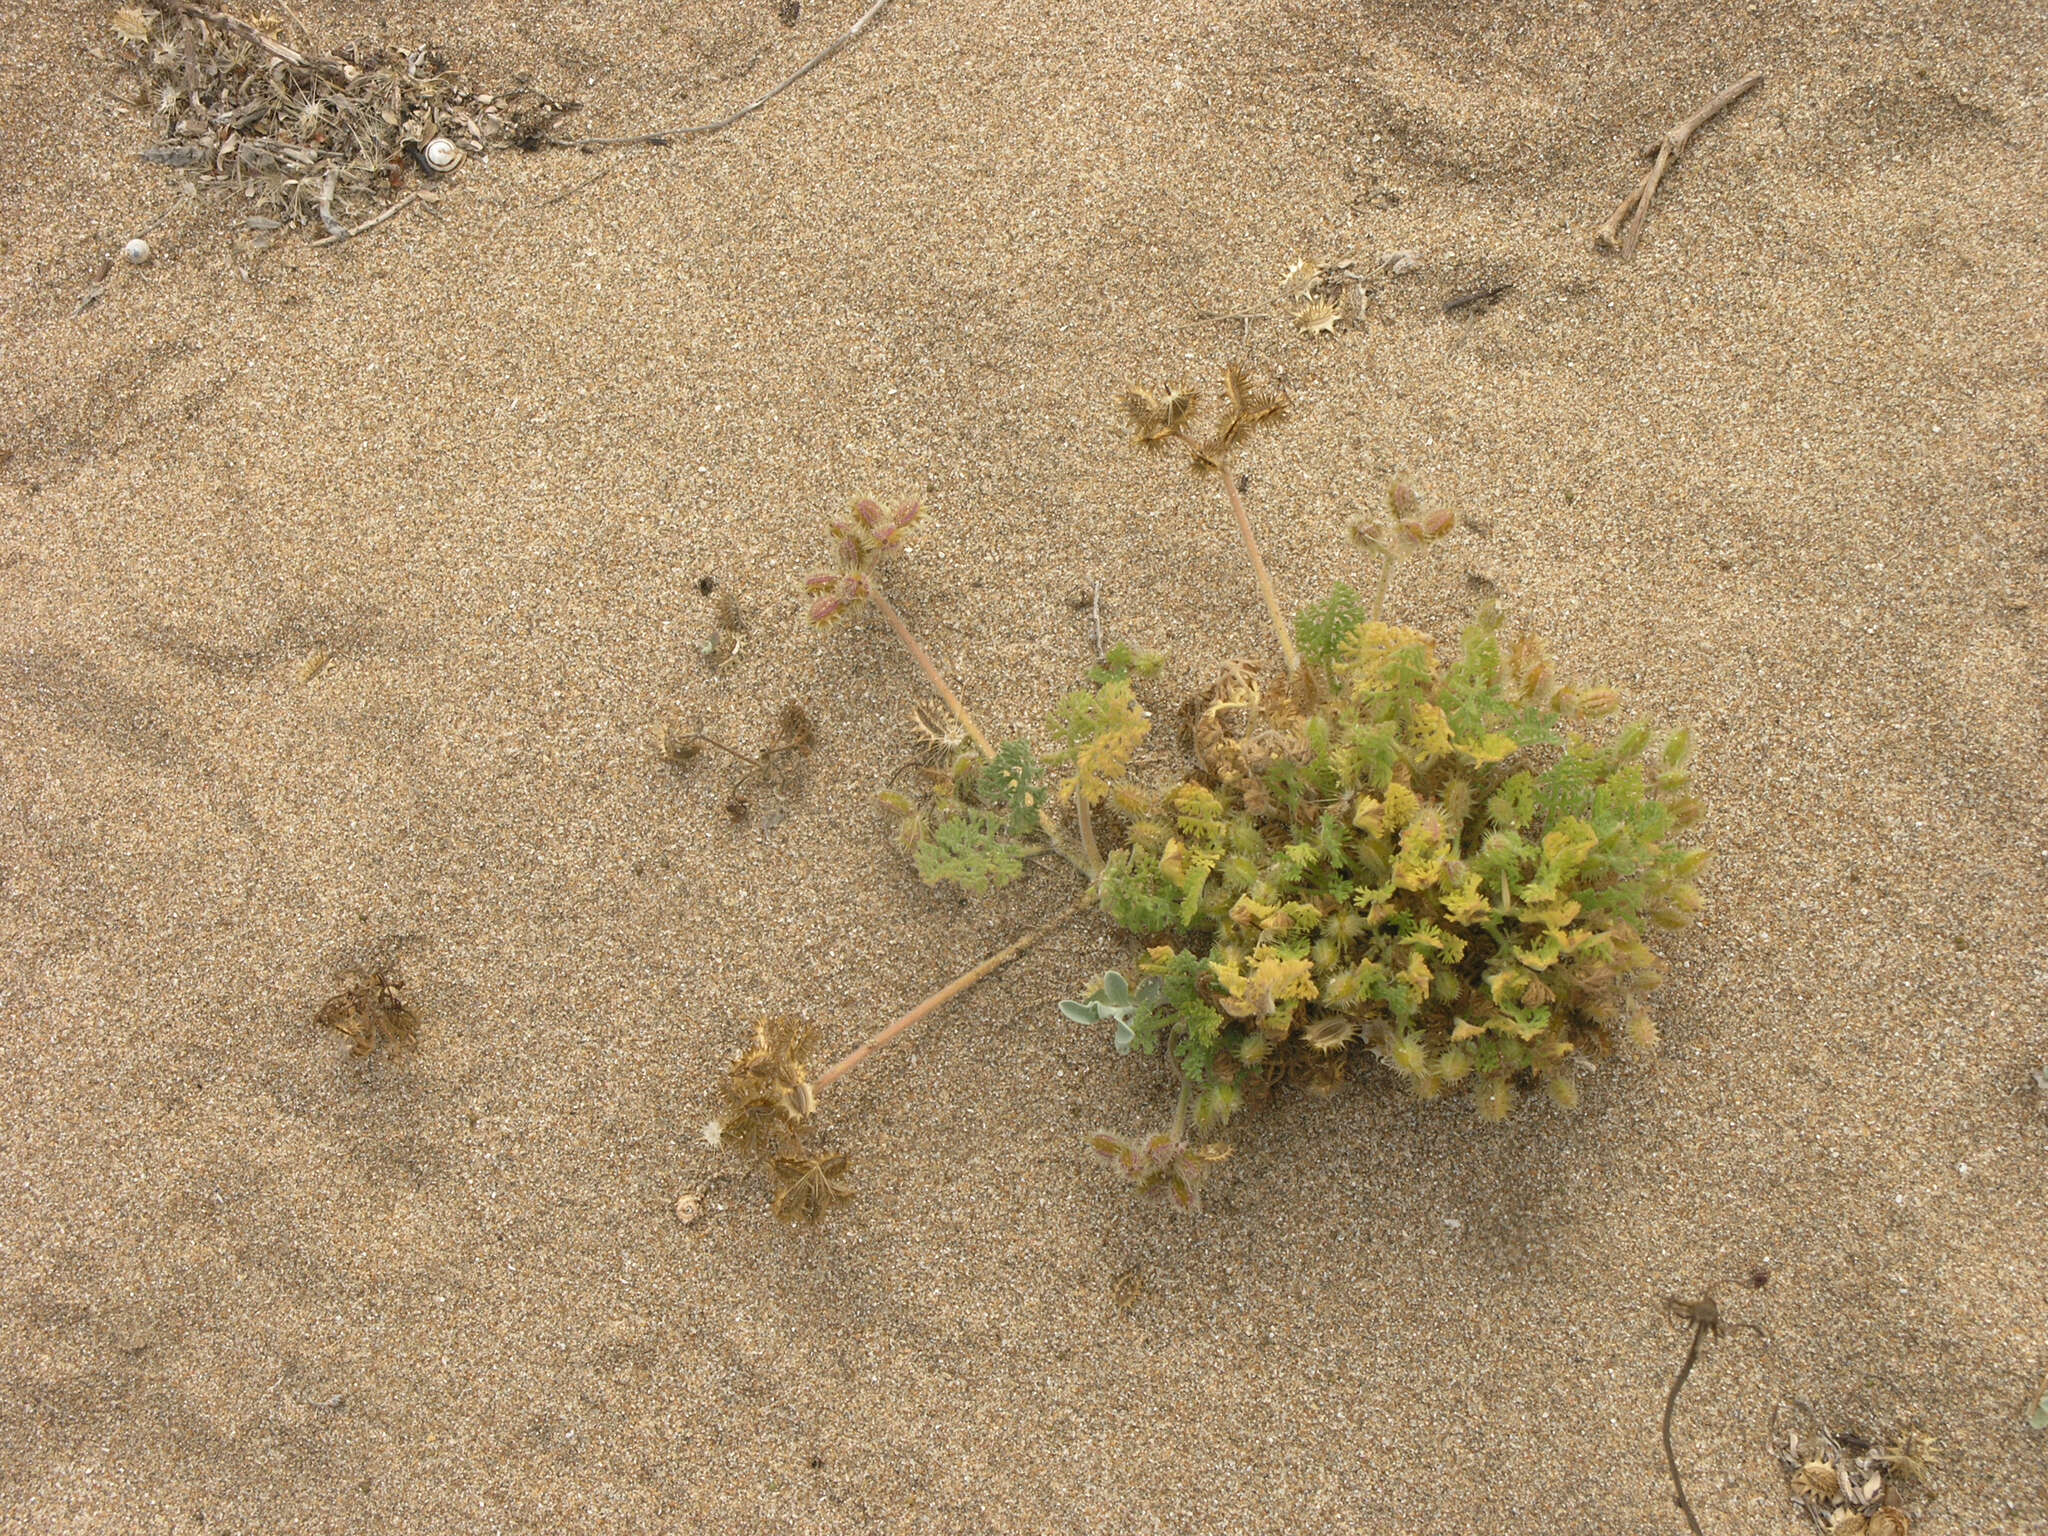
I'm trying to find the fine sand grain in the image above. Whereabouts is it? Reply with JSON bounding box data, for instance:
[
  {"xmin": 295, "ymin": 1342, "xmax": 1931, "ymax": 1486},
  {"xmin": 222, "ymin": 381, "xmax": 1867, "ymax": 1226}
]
[{"xmin": 2, "ymin": 0, "xmax": 2045, "ymax": 1530}]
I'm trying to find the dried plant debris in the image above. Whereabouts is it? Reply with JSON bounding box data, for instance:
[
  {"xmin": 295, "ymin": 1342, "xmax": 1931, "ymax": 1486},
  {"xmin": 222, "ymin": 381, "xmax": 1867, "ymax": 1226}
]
[
  {"xmin": 707, "ymin": 1017, "xmax": 852, "ymax": 1224},
  {"xmin": 1279, "ymin": 257, "xmax": 1370, "ymax": 336},
  {"xmin": 1123, "ymin": 364, "xmax": 1288, "ymax": 468},
  {"xmin": 661, "ymin": 700, "xmax": 817, "ymax": 819},
  {"xmin": 701, "ymin": 590, "xmax": 745, "ymax": 669},
  {"xmin": 314, "ymin": 950, "xmax": 422, "ymax": 1056},
  {"xmin": 1771, "ymin": 1407, "xmax": 1933, "ymax": 1534},
  {"xmin": 108, "ymin": 3, "xmax": 573, "ymax": 241}
]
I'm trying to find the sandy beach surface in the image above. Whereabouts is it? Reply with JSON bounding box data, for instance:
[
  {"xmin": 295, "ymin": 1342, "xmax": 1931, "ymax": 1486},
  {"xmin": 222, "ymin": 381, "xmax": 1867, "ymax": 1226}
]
[{"xmin": 3, "ymin": 0, "xmax": 2045, "ymax": 1530}]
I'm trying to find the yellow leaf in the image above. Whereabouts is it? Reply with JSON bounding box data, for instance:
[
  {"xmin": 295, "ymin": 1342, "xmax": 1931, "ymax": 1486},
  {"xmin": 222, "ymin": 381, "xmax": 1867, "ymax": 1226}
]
[
  {"xmin": 1542, "ymin": 819, "xmax": 1598, "ymax": 869},
  {"xmin": 1381, "ymin": 781, "xmax": 1420, "ymax": 833},
  {"xmin": 1407, "ymin": 701, "xmax": 1452, "ymax": 760},
  {"xmin": 1440, "ymin": 872, "xmax": 1491, "ymax": 925},
  {"xmin": 1455, "ymin": 731, "xmax": 1519, "ymax": 766},
  {"xmin": 1218, "ymin": 953, "xmax": 1319, "ymax": 1021}
]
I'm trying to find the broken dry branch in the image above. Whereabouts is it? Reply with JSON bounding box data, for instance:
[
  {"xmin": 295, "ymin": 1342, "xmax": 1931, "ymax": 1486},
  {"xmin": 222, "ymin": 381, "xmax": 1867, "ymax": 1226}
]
[
  {"xmin": 1597, "ymin": 72, "xmax": 1763, "ymax": 259},
  {"xmin": 310, "ymin": 192, "xmax": 422, "ymax": 248}
]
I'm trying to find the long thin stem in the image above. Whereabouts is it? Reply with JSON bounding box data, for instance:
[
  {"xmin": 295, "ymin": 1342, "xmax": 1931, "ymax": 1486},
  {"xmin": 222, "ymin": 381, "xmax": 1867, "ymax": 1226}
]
[
  {"xmin": 1217, "ymin": 467, "xmax": 1302, "ymax": 675},
  {"xmin": 868, "ymin": 586, "xmax": 996, "ymax": 758},
  {"xmin": 1662, "ymin": 1321, "xmax": 1709, "ymax": 1536},
  {"xmin": 543, "ymin": 0, "xmax": 893, "ymax": 150},
  {"xmin": 1369, "ymin": 546, "xmax": 1396, "ymax": 623},
  {"xmin": 1074, "ymin": 792, "xmax": 1103, "ymax": 873},
  {"xmin": 867, "ymin": 582, "xmax": 1093, "ymax": 878},
  {"xmin": 813, "ymin": 887, "xmax": 1097, "ymax": 1092},
  {"xmin": 675, "ymin": 732, "xmax": 758, "ymax": 765}
]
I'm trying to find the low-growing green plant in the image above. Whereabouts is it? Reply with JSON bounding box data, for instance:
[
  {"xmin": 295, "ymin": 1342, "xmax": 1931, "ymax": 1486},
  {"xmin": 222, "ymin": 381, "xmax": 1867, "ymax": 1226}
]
[
  {"xmin": 711, "ymin": 369, "xmax": 1708, "ymax": 1218},
  {"xmin": 1091, "ymin": 596, "xmax": 1702, "ymax": 1125}
]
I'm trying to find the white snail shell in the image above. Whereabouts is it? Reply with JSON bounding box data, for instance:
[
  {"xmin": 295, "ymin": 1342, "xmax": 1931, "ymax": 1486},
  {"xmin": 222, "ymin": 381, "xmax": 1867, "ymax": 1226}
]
[
  {"xmin": 122, "ymin": 238, "xmax": 152, "ymax": 265},
  {"xmin": 421, "ymin": 137, "xmax": 463, "ymax": 172}
]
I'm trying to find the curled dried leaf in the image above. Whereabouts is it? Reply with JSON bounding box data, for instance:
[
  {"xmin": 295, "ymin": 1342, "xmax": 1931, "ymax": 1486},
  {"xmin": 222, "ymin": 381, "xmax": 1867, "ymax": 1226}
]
[{"xmin": 314, "ymin": 959, "xmax": 421, "ymax": 1057}]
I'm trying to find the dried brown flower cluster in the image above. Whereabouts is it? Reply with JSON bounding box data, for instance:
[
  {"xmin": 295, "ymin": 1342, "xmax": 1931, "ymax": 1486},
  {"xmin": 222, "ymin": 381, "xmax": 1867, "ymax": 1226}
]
[
  {"xmin": 708, "ymin": 1018, "xmax": 851, "ymax": 1224},
  {"xmin": 1123, "ymin": 364, "xmax": 1286, "ymax": 468}
]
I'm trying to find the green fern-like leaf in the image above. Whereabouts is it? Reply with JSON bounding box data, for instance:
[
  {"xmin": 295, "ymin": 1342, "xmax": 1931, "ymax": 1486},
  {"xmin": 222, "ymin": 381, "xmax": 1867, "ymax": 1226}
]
[
  {"xmin": 1050, "ymin": 678, "xmax": 1151, "ymax": 805},
  {"xmin": 913, "ymin": 809, "xmax": 1035, "ymax": 894},
  {"xmin": 1089, "ymin": 641, "xmax": 1167, "ymax": 687},
  {"xmin": 977, "ymin": 740, "xmax": 1049, "ymax": 839},
  {"xmin": 1295, "ymin": 582, "xmax": 1367, "ymax": 671}
]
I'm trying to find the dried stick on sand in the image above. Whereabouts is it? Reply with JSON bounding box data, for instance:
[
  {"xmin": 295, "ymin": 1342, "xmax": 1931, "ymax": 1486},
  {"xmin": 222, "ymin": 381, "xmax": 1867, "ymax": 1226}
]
[
  {"xmin": 1597, "ymin": 72, "xmax": 1762, "ymax": 259},
  {"xmin": 311, "ymin": 192, "xmax": 421, "ymax": 248},
  {"xmin": 546, "ymin": 0, "xmax": 893, "ymax": 151}
]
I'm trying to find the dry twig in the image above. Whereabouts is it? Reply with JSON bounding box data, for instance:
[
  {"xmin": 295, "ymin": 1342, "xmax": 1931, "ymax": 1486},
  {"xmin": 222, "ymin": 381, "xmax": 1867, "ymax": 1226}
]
[
  {"xmin": 546, "ymin": 0, "xmax": 893, "ymax": 150},
  {"xmin": 1597, "ymin": 73, "xmax": 1763, "ymax": 259},
  {"xmin": 309, "ymin": 192, "xmax": 423, "ymax": 248},
  {"xmin": 1659, "ymin": 1283, "xmax": 1769, "ymax": 1536}
]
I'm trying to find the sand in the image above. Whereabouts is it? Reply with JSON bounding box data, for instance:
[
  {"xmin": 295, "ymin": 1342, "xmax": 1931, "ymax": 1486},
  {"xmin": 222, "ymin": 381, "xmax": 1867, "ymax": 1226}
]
[{"xmin": 3, "ymin": 0, "xmax": 2045, "ymax": 1530}]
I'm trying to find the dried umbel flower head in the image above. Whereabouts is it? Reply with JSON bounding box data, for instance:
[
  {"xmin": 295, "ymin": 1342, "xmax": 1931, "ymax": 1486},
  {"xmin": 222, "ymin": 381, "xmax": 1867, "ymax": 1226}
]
[
  {"xmin": 1293, "ymin": 298, "xmax": 1341, "ymax": 336},
  {"xmin": 714, "ymin": 1016, "xmax": 818, "ymax": 1152},
  {"xmin": 1123, "ymin": 386, "xmax": 1195, "ymax": 444},
  {"xmin": 770, "ymin": 1149, "xmax": 853, "ymax": 1224},
  {"xmin": 806, "ymin": 497, "xmax": 923, "ymax": 624},
  {"xmin": 1792, "ymin": 1462, "xmax": 1844, "ymax": 1501},
  {"xmin": 768, "ymin": 703, "xmax": 816, "ymax": 754},
  {"xmin": 1087, "ymin": 1130, "xmax": 1230, "ymax": 1213}
]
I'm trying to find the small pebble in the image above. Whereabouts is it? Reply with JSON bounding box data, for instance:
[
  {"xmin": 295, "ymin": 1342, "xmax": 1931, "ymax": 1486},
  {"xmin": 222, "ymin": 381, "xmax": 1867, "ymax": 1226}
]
[
  {"xmin": 122, "ymin": 238, "xmax": 151, "ymax": 266},
  {"xmin": 1385, "ymin": 251, "xmax": 1422, "ymax": 276}
]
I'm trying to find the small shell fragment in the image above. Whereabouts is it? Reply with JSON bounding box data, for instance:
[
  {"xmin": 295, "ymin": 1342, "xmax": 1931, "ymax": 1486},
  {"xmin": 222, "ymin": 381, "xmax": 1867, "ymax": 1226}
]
[
  {"xmin": 122, "ymin": 238, "xmax": 152, "ymax": 265},
  {"xmin": 674, "ymin": 1190, "xmax": 703, "ymax": 1226},
  {"xmin": 421, "ymin": 137, "xmax": 463, "ymax": 172},
  {"xmin": 1382, "ymin": 251, "xmax": 1422, "ymax": 275},
  {"xmin": 296, "ymin": 646, "xmax": 331, "ymax": 683}
]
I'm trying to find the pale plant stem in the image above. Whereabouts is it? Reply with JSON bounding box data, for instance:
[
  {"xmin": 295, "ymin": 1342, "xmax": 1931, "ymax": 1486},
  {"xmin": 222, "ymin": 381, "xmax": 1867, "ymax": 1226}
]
[
  {"xmin": 813, "ymin": 887, "xmax": 1098, "ymax": 1093},
  {"xmin": 1217, "ymin": 467, "xmax": 1302, "ymax": 675},
  {"xmin": 1074, "ymin": 792, "xmax": 1103, "ymax": 873},
  {"xmin": 1369, "ymin": 546, "xmax": 1396, "ymax": 623},
  {"xmin": 1169, "ymin": 1078, "xmax": 1191, "ymax": 1143},
  {"xmin": 679, "ymin": 732, "xmax": 757, "ymax": 765},
  {"xmin": 867, "ymin": 583, "xmax": 1092, "ymax": 878},
  {"xmin": 869, "ymin": 586, "xmax": 995, "ymax": 758}
]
